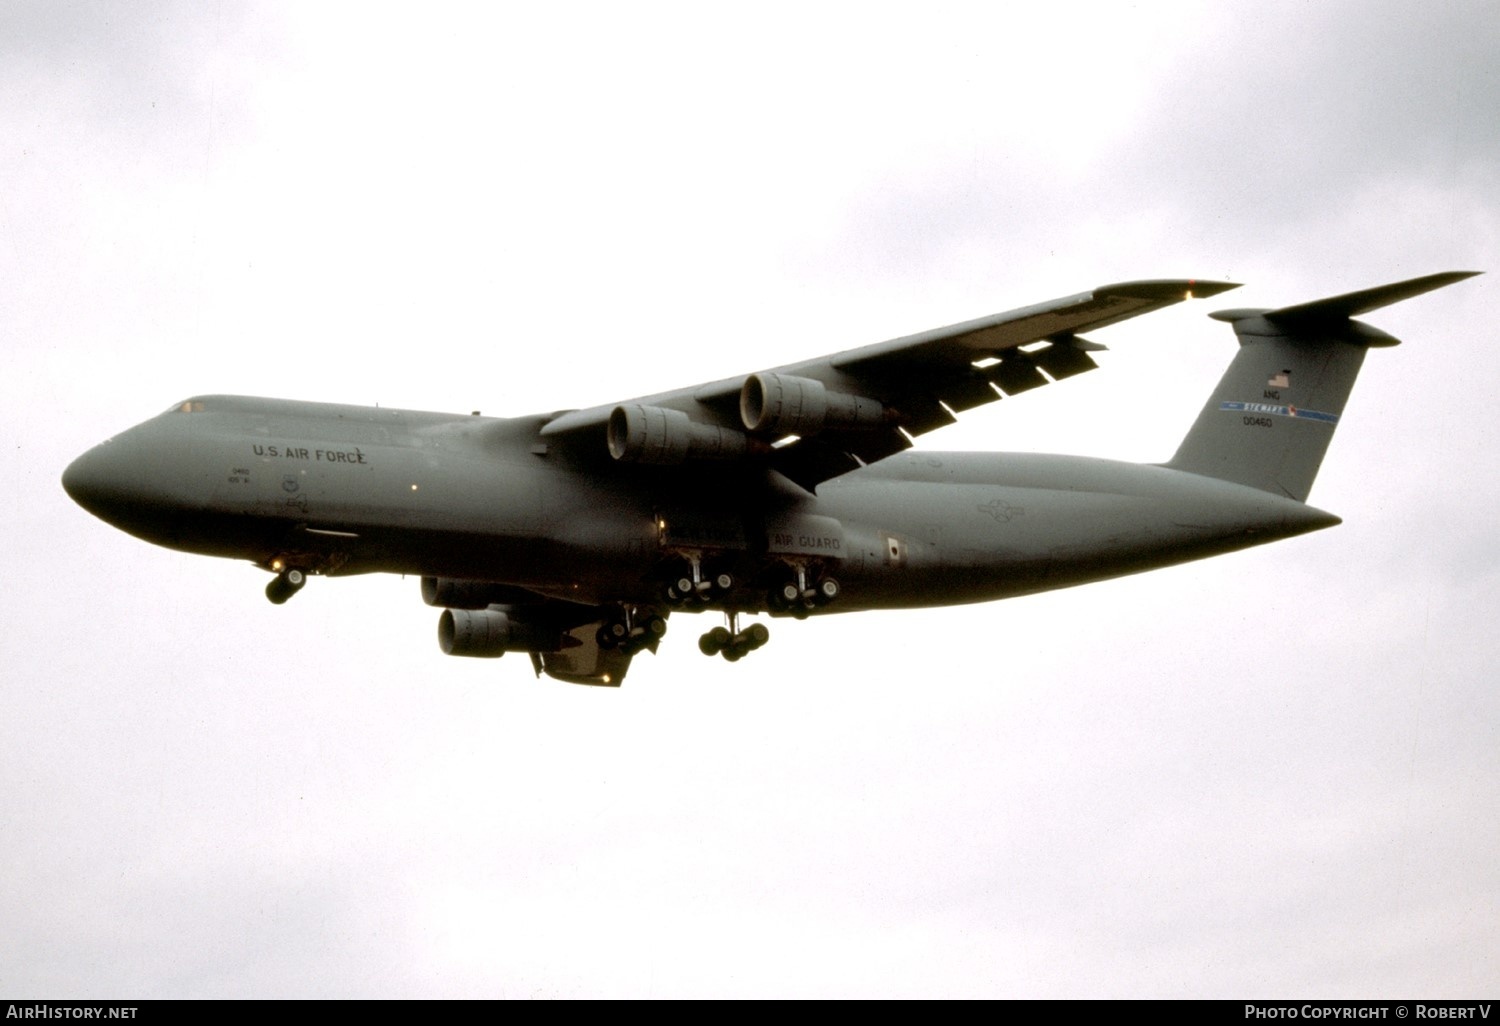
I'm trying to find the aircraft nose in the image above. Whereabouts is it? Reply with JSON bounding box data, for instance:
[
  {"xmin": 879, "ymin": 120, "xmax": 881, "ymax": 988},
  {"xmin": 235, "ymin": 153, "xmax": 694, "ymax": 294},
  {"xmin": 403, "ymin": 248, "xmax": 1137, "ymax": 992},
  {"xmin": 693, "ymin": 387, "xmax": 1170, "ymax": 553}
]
[
  {"xmin": 62, "ymin": 436, "xmax": 144, "ymax": 525},
  {"xmin": 63, "ymin": 417, "xmax": 212, "ymax": 548},
  {"xmin": 63, "ymin": 442, "xmax": 117, "ymax": 518}
]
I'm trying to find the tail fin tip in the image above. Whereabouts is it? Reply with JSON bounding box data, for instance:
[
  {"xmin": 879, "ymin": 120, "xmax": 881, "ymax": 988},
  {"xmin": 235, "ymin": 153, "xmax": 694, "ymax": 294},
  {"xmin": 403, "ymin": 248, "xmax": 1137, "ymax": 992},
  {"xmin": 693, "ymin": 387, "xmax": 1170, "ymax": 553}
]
[{"xmin": 1167, "ymin": 270, "xmax": 1480, "ymax": 502}]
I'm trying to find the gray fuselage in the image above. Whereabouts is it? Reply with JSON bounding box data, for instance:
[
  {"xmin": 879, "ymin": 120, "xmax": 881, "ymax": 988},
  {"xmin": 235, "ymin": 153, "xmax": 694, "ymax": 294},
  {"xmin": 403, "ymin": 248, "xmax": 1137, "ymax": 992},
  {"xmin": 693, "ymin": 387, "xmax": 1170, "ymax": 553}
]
[{"xmin": 62, "ymin": 394, "xmax": 1339, "ymax": 615}]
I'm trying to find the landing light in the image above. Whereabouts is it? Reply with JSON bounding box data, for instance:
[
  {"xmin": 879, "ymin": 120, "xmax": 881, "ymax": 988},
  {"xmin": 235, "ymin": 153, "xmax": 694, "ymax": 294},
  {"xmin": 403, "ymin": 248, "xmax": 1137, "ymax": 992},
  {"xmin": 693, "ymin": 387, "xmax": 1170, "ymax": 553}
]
[
  {"xmin": 410, "ymin": 484, "xmax": 419, "ymax": 491},
  {"xmin": 271, "ymin": 558, "xmax": 284, "ymax": 572}
]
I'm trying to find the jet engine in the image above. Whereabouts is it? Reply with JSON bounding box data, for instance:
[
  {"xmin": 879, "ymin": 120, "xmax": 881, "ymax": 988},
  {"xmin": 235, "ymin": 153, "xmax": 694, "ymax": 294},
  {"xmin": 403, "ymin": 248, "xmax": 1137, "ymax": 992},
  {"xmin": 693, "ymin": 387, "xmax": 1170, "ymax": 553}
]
[
  {"xmin": 607, "ymin": 404, "xmax": 751, "ymax": 465},
  {"xmin": 421, "ymin": 576, "xmax": 533, "ymax": 609},
  {"xmin": 437, "ymin": 608, "xmax": 557, "ymax": 658},
  {"xmin": 436, "ymin": 606, "xmax": 641, "ymax": 687},
  {"xmin": 739, "ymin": 373, "xmax": 886, "ymax": 437}
]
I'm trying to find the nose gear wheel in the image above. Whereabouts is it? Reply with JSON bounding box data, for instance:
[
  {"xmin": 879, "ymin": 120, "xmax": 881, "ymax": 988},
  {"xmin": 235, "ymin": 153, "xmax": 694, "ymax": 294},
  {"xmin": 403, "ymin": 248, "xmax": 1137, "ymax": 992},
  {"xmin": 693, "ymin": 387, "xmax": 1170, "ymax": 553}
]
[{"xmin": 265, "ymin": 567, "xmax": 307, "ymax": 605}]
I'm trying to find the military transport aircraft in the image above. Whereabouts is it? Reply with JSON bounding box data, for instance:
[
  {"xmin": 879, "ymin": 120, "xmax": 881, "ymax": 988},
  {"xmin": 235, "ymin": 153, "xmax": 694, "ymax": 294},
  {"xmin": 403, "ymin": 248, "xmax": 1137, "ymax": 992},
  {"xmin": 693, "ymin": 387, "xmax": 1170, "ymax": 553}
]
[{"xmin": 63, "ymin": 271, "xmax": 1477, "ymax": 685}]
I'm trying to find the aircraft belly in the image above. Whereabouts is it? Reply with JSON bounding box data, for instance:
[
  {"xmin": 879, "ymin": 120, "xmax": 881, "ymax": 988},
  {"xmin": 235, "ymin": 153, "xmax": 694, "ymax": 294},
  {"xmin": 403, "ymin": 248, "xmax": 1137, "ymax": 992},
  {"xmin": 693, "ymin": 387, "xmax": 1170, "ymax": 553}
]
[
  {"xmin": 533, "ymin": 482, "xmax": 661, "ymax": 601},
  {"xmin": 815, "ymin": 455, "xmax": 1338, "ymax": 609}
]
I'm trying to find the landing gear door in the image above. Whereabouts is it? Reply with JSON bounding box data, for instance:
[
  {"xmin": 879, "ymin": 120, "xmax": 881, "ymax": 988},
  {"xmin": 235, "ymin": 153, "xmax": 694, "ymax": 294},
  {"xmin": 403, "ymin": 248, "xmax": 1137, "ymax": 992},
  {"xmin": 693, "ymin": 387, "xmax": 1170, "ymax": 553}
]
[
  {"xmin": 536, "ymin": 624, "xmax": 633, "ymax": 687},
  {"xmin": 655, "ymin": 509, "xmax": 747, "ymax": 554},
  {"xmin": 764, "ymin": 513, "xmax": 846, "ymax": 563}
]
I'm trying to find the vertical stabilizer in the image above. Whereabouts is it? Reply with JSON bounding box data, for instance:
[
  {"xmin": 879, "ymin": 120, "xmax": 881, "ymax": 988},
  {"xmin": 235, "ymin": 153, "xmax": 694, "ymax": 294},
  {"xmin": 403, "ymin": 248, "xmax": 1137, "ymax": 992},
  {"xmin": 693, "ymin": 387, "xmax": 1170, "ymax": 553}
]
[{"xmin": 1166, "ymin": 271, "xmax": 1478, "ymax": 501}]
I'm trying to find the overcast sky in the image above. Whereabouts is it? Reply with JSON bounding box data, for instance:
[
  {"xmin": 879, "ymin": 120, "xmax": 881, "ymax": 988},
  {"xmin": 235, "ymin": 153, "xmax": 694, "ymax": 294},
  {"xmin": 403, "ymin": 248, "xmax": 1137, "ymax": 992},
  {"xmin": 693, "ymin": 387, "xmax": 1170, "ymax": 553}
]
[{"xmin": 2, "ymin": 0, "xmax": 1496, "ymax": 999}]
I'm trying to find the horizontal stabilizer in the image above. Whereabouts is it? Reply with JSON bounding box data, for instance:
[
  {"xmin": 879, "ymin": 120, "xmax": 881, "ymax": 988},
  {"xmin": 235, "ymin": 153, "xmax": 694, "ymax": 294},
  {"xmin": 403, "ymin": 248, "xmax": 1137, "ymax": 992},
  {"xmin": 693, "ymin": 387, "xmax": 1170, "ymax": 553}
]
[{"xmin": 1210, "ymin": 270, "xmax": 1481, "ymax": 326}]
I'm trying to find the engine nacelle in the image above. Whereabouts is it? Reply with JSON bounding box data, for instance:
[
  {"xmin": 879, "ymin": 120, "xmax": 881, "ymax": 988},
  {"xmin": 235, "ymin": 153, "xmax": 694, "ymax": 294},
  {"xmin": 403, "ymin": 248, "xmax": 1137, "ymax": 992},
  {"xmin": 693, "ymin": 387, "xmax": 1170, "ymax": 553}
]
[
  {"xmin": 607, "ymin": 404, "xmax": 751, "ymax": 465},
  {"xmin": 438, "ymin": 608, "xmax": 556, "ymax": 658},
  {"xmin": 421, "ymin": 576, "xmax": 527, "ymax": 609},
  {"xmin": 739, "ymin": 373, "xmax": 886, "ymax": 437},
  {"xmin": 438, "ymin": 608, "xmax": 513, "ymax": 657}
]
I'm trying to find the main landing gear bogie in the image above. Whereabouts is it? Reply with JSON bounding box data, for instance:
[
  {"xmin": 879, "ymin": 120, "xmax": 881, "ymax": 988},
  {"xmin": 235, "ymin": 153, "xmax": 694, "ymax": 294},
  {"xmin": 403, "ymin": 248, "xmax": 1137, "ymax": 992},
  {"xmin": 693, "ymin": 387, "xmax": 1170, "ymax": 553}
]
[
  {"xmin": 667, "ymin": 570, "xmax": 734, "ymax": 604},
  {"xmin": 662, "ymin": 553, "xmax": 735, "ymax": 607},
  {"xmin": 768, "ymin": 566, "xmax": 840, "ymax": 618},
  {"xmin": 698, "ymin": 614, "xmax": 770, "ymax": 663},
  {"xmin": 596, "ymin": 607, "xmax": 668, "ymax": 655}
]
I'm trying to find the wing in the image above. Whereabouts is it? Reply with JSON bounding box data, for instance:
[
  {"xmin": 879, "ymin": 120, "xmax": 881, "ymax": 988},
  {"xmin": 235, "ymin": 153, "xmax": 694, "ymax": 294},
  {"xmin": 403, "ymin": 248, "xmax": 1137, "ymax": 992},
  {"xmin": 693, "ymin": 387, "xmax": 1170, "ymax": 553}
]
[{"xmin": 540, "ymin": 278, "xmax": 1240, "ymax": 490}]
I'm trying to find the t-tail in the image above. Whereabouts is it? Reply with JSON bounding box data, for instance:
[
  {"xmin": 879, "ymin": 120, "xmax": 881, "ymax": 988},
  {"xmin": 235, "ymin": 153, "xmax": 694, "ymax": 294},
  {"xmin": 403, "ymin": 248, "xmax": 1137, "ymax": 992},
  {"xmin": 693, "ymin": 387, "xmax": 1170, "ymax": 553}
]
[{"xmin": 1166, "ymin": 271, "xmax": 1480, "ymax": 502}]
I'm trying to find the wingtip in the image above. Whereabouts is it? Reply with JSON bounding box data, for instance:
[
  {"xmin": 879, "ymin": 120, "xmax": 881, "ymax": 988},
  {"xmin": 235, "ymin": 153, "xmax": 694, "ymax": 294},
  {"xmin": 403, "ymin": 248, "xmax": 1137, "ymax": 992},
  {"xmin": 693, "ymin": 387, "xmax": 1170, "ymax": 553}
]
[
  {"xmin": 1097, "ymin": 279, "xmax": 1241, "ymax": 301},
  {"xmin": 1186, "ymin": 280, "xmax": 1243, "ymax": 299},
  {"xmin": 1401, "ymin": 269, "xmax": 1483, "ymax": 289}
]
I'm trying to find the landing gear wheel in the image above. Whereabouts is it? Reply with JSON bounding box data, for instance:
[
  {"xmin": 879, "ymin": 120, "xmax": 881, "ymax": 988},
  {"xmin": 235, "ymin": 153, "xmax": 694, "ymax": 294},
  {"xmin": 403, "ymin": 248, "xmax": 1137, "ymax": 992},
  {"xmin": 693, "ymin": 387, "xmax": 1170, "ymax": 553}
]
[
  {"xmin": 700, "ymin": 612, "xmax": 770, "ymax": 662},
  {"xmin": 265, "ymin": 568, "xmax": 307, "ymax": 605},
  {"xmin": 699, "ymin": 626, "xmax": 732, "ymax": 656},
  {"xmin": 597, "ymin": 619, "xmax": 630, "ymax": 649}
]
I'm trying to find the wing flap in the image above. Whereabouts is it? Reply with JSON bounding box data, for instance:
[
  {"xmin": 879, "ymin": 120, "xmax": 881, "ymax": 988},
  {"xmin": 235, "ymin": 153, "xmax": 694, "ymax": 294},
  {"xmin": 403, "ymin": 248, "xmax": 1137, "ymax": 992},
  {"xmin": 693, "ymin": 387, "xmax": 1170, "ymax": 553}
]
[
  {"xmin": 844, "ymin": 426, "xmax": 912, "ymax": 463},
  {"xmin": 831, "ymin": 279, "xmax": 1237, "ymax": 379},
  {"xmin": 768, "ymin": 439, "xmax": 867, "ymax": 492},
  {"xmin": 939, "ymin": 374, "xmax": 1004, "ymax": 413},
  {"xmin": 1031, "ymin": 339, "xmax": 1101, "ymax": 380},
  {"xmin": 989, "ymin": 354, "xmax": 1049, "ymax": 396},
  {"xmin": 897, "ymin": 398, "xmax": 958, "ymax": 436}
]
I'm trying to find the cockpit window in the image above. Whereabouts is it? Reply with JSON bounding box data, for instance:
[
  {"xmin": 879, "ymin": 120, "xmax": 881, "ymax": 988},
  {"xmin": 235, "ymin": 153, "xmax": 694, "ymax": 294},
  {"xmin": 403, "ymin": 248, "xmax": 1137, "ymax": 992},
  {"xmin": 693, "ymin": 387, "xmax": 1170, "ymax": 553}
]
[{"xmin": 170, "ymin": 400, "xmax": 206, "ymax": 413}]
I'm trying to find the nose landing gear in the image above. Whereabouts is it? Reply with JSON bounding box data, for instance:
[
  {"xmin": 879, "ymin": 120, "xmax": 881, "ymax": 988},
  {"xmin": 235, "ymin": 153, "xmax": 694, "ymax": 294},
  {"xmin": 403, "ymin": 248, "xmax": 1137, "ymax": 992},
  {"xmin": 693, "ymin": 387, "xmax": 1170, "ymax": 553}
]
[{"xmin": 265, "ymin": 567, "xmax": 307, "ymax": 605}]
